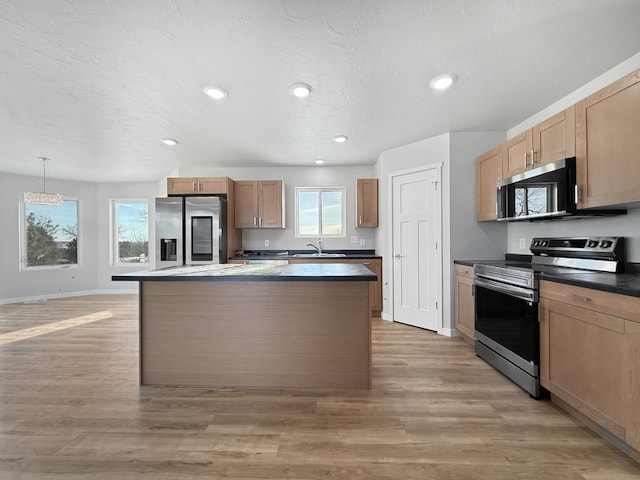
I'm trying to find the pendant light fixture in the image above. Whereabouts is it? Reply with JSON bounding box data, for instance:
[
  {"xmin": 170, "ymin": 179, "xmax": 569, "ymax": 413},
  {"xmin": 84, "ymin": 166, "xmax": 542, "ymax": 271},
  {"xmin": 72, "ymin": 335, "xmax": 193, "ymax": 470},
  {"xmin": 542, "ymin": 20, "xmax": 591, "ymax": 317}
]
[{"xmin": 23, "ymin": 157, "xmax": 64, "ymax": 205}]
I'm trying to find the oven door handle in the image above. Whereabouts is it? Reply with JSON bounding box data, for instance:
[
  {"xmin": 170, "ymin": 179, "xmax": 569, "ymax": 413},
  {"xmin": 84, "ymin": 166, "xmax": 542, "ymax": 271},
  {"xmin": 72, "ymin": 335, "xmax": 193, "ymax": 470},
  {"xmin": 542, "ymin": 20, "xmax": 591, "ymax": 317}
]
[{"xmin": 473, "ymin": 277, "xmax": 537, "ymax": 303}]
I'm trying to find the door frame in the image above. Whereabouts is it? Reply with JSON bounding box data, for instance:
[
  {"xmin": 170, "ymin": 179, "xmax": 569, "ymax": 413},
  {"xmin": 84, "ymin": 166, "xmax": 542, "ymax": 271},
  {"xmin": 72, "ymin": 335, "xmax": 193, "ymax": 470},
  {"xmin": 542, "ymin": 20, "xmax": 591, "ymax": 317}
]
[{"xmin": 386, "ymin": 163, "xmax": 443, "ymax": 334}]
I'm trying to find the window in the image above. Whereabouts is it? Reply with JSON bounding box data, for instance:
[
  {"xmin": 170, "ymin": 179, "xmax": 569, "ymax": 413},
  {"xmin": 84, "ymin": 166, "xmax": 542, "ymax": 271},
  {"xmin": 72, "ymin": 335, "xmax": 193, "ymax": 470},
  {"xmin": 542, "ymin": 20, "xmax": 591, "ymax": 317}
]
[
  {"xmin": 22, "ymin": 199, "xmax": 78, "ymax": 269},
  {"xmin": 295, "ymin": 187, "xmax": 346, "ymax": 237},
  {"xmin": 112, "ymin": 200, "xmax": 149, "ymax": 265}
]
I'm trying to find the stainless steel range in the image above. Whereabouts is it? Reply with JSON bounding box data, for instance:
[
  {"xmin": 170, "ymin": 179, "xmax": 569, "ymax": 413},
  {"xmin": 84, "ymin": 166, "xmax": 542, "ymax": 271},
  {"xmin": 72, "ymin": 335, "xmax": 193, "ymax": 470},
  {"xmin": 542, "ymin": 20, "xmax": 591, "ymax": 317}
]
[{"xmin": 473, "ymin": 237, "xmax": 624, "ymax": 398}]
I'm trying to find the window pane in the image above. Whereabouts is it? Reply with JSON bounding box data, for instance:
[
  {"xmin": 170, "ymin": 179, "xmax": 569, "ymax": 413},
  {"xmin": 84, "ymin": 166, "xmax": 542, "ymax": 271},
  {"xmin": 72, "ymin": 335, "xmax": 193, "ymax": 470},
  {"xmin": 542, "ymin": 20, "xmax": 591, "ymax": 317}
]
[
  {"xmin": 321, "ymin": 191, "xmax": 343, "ymax": 235},
  {"xmin": 298, "ymin": 191, "xmax": 319, "ymax": 235},
  {"xmin": 117, "ymin": 201, "xmax": 149, "ymax": 263},
  {"xmin": 25, "ymin": 200, "xmax": 78, "ymax": 266}
]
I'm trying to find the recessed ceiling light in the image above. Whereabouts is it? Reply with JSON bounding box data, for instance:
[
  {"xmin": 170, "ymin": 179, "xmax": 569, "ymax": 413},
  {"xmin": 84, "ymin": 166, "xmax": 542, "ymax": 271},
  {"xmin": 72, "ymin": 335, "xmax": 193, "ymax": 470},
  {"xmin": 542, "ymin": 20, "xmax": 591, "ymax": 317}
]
[
  {"xmin": 314, "ymin": 159, "xmax": 326, "ymax": 165},
  {"xmin": 161, "ymin": 138, "xmax": 178, "ymax": 146},
  {"xmin": 290, "ymin": 83, "xmax": 312, "ymax": 98},
  {"xmin": 332, "ymin": 135, "xmax": 348, "ymax": 143},
  {"xmin": 429, "ymin": 74, "xmax": 457, "ymax": 90},
  {"xmin": 203, "ymin": 86, "xmax": 228, "ymax": 100}
]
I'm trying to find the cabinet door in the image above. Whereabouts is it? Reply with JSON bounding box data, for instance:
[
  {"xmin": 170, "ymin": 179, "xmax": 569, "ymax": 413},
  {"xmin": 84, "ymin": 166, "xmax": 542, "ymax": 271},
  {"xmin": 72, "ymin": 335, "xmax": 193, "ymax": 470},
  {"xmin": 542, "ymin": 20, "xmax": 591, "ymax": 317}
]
[
  {"xmin": 503, "ymin": 129, "xmax": 533, "ymax": 178},
  {"xmin": 360, "ymin": 259, "xmax": 382, "ymax": 312},
  {"xmin": 198, "ymin": 177, "xmax": 227, "ymax": 194},
  {"xmin": 532, "ymin": 105, "xmax": 575, "ymax": 167},
  {"xmin": 455, "ymin": 273, "xmax": 474, "ymax": 343},
  {"xmin": 258, "ymin": 181, "xmax": 284, "ymax": 228},
  {"xmin": 476, "ymin": 145, "xmax": 503, "ymax": 221},
  {"xmin": 540, "ymin": 297, "xmax": 628, "ymax": 442},
  {"xmin": 234, "ymin": 181, "xmax": 258, "ymax": 228},
  {"xmin": 576, "ymin": 69, "xmax": 640, "ymax": 208},
  {"xmin": 167, "ymin": 177, "xmax": 198, "ymax": 195},
  {"xmin": 356, "ymin": 179, "xmax": 378, "ymax": 228}
]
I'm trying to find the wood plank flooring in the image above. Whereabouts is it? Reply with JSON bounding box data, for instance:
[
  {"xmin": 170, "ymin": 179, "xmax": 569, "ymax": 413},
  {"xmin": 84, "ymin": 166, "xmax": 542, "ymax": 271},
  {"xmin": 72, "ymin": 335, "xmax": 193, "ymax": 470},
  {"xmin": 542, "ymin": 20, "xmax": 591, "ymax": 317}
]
[{"xmin": 0, "ymin": 294, "xmax": 639, "ymax": 479}]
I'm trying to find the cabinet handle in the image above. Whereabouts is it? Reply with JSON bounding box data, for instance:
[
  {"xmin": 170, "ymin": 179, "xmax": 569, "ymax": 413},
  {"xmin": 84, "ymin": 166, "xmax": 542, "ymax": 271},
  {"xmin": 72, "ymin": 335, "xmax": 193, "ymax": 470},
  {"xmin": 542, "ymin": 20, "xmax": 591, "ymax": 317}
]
[
  {"xmin": 192, "ymin": 182, "xmax": 197, "ymax": 193},
  {"xmin": 259, "ymin": 217, "xmax": 263, "ymax": 226},
  {"xmin": 574, "ymin": 185, "xmax": 581, "ymax": 205},
  {"xmin": 531, "ymin": 149, "xmax": 536, "ymax": 165},
  {"xmin": 253, "ymin": 217, "xmax": 257, "ymax": 226},
  {"xmin": 362, "ymin": 262, "xmax": 371, "ymax": 265},
  {"xmin": 568, "ymin": 293, "xmax": 592, "ymax": 303},
  {"xmin": 524, "ymin": 152, "xmax": 528, "ymax": 168}
]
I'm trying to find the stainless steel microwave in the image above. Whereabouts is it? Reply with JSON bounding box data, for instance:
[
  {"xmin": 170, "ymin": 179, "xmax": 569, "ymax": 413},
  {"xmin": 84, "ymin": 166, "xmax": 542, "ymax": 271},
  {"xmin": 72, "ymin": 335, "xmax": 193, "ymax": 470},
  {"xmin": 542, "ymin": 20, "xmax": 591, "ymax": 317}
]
[{"xmin": 496, "ymin": 158, "xmax": 626, "ymax": 221}]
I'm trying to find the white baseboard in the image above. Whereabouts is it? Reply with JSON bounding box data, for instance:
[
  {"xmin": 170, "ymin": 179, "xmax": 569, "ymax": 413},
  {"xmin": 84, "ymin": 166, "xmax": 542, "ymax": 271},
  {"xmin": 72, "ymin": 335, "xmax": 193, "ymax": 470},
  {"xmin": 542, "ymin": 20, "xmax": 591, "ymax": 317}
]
[
  {"xmin": 0, "ymin": 289, "xmax": 138, "ymax": 305},
  {"xmin": 441, "ymin": 328, "xmax": 459, "ymax": 338}
]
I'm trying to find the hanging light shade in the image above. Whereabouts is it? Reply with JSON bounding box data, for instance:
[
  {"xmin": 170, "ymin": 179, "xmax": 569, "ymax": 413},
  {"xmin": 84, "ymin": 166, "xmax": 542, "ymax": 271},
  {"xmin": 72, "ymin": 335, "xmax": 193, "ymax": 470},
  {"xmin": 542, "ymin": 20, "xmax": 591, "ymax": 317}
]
[{"xmin": 24, "ymin": 157, "xmax": 64, "ymax": 205}]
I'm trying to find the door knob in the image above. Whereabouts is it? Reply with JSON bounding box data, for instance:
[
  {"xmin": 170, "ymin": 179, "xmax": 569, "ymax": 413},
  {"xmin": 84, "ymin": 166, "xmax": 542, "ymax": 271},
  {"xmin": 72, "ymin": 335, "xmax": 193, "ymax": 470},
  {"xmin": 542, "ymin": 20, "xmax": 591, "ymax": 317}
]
[{"xmin": 393, "ymin": 254, "xmax": 405, "ymax": 259}]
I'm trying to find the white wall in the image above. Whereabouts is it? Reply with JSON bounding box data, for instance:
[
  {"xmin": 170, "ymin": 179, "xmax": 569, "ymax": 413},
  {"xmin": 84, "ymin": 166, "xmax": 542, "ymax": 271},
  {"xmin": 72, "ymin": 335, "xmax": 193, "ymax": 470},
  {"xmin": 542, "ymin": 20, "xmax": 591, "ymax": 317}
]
[
  {"xmin": 175, "ymin": 165, "xmax": 377, "ymax": 252},
  {"xmin": 506, "ymin": 52, "xmax": 640, "ymax": 261},
  {"xmin": 0, "ymin": 172, "xmax": 159, "ymax": 302},
  {"xmin": 375, "ymin": 133, "xmax": 450, "ymax": 324},
  {"xmin": 375, "ymin": 132, "xmax": 507, "ymax": 333},
  {"xmin": 95, "ymin": 182, "xmax": 162, "ymax": 292}
]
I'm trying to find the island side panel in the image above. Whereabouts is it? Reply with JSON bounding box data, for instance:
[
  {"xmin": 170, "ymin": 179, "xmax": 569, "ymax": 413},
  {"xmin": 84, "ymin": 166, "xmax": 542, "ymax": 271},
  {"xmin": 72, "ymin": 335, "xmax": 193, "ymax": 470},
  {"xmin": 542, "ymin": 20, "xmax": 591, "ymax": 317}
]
[{"xmin": 139, "ymin": 280, "xmax": 371, "ymax": 389}]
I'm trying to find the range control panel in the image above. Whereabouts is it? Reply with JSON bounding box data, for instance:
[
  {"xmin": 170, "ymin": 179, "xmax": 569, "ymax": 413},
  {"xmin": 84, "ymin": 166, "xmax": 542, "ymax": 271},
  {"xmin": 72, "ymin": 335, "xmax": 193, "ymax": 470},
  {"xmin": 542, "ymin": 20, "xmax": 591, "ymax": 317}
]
[{"xmin": 530, "ymin": 237, "xmax": 624, "ymax": 260}]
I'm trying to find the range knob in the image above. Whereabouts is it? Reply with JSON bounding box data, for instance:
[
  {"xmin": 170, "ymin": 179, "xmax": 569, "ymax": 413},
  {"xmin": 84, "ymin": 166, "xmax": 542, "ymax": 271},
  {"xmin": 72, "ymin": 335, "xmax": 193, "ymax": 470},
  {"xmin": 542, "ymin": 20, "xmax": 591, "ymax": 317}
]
[
  {"xmin": 587, "ymin": 240, "xmax": 599, "ymax": 248},
  {"xmin": 600, "ymin": 240, "xmax": 613, "ymax": 248}
]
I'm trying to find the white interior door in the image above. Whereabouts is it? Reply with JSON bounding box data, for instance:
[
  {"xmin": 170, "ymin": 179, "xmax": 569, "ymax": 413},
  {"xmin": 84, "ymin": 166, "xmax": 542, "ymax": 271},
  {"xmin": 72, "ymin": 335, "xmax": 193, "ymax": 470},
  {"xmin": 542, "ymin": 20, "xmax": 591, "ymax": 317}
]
[{"xmin": 392, "ymin": 167, "xmax": 441, "ymax": 331}]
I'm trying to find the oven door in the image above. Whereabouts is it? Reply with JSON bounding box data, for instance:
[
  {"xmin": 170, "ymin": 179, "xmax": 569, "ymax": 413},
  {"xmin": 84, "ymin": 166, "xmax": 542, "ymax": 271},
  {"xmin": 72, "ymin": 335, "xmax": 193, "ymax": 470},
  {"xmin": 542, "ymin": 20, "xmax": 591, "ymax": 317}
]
[{"xmin": 474, "ymin": 276, "xmax": 540, "ymax": 396}]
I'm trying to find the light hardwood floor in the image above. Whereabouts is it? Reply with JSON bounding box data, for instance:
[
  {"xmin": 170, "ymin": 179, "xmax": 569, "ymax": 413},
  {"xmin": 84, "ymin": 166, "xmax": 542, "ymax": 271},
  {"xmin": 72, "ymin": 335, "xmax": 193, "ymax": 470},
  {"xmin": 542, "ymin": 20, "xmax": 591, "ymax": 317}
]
[{"xmin": 0, "ymin": 294, "xmax": 639, "ymax": 479}]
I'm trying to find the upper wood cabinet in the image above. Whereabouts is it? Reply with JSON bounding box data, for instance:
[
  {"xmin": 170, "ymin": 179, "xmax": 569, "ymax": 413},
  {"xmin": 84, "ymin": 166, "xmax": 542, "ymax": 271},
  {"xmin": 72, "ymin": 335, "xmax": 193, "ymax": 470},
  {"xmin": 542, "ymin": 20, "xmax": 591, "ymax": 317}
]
[
  {"xmin": 503, "ymin": 106, "xmax": 575, "ymax": 178},
  {"xmin": 532, "ymin": 105, "xmax": 575, "ymax": 167},
  {"xmin": 476, "ymin": 145, "xmax": 503, "ymax": 221},
  {"xmin": 540, "ymin": 281, "xmax": 640, "ymax": 453},
  {"xmin": 503, "ymin": 129, "xmax": 533, "ymax": 178},
  {"xmin": 167, "ymin": 177, "xmax": 230, "ymax": 195},
  {"xmin": 454, "ymin": 264, "xmax": 474, "ymax": 344},
  {"xmin": 575, "ymin": 69, "xmax": 640, "ymax": 209},
  {"xmin": 356, "ymin": 178, "xmax": 378, "ymax": 228},
  {"xmin": 234, "ymin": 180, "xmax": 285, "ymax": 228}
]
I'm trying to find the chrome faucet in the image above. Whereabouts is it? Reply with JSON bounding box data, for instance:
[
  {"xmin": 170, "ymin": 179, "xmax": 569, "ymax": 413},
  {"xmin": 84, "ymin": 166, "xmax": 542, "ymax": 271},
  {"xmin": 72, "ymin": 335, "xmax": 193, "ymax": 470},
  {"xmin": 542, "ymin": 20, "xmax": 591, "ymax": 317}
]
[{"xmin": 306, "ymin": 239, "xmax": 323, "ymax": 254}]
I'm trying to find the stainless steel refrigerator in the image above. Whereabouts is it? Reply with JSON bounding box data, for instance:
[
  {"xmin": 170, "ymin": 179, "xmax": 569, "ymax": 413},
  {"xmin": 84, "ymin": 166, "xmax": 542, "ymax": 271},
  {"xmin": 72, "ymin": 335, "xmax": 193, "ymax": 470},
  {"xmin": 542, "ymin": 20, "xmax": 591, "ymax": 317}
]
[{"xmin": 155, "ymin": 196, "xmax": 227, "ymax": 267}]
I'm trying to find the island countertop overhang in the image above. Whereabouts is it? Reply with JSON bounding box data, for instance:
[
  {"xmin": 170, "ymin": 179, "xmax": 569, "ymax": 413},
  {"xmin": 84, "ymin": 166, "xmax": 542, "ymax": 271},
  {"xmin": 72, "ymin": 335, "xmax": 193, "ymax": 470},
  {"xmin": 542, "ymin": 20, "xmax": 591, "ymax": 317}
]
[{"xmin": 112, "ymin": 262, "xmax": 377, "ymax": 282}]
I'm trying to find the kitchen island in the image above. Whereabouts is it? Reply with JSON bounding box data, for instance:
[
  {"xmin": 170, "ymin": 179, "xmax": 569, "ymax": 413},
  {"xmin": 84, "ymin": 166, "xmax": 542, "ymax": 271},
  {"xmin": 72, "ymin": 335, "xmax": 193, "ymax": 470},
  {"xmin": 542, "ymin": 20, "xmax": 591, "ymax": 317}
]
[{"xmin": 113, "ymin": 263, "xmax": 376, "ymax": 389}]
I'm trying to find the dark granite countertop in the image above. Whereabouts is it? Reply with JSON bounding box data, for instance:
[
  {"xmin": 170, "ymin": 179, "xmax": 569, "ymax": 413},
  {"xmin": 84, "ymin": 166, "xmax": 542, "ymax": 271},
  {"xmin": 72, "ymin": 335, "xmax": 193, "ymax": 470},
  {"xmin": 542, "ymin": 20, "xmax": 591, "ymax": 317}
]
[
  {"xmin": 231, "ymin": 249, "xmax": 381, "ymax": 260},
  {"xmin": 538, "ymin": 271, "xmax": 640, "ymax": 298},
  {"xmin": 112, "ymin": 262, "xmax": 377, "ymax": 282},
  {"xmin": 454, "ymin": 258, "xmax": 640, "ymax": 298}
]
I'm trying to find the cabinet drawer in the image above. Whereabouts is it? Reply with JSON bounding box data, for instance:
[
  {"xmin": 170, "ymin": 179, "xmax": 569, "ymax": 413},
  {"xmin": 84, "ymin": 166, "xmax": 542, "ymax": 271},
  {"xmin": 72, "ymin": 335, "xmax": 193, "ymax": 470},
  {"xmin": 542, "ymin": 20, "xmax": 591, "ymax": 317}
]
[
  {"xmin": 540, "ymin": 281, "xmax": 640, "ymax": 324},
  {"xmin": 454, "ymin": 264, "xmax": 474, "ymax": 279}
]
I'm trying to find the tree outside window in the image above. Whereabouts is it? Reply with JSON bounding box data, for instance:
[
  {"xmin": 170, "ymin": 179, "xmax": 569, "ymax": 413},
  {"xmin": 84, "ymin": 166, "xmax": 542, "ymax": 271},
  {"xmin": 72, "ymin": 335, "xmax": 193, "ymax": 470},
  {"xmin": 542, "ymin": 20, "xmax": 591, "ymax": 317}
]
[
  {"xmin": 24, "ymin": 200, "xmax": 78, "ymax": 267},
  {"xmin": 113, "ymin": 200, "xmax": 149, "ymax": 264}
]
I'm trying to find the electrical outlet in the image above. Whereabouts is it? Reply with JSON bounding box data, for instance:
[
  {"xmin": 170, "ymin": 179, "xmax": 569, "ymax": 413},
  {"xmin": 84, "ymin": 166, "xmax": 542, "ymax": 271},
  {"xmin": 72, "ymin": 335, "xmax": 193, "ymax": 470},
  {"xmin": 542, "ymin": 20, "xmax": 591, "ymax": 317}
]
[
  {"xmin": 264, "ymin": 240, "xmax": 270, "ymax": 247},
  {"xmin": 350, "ymin": 235, "xmax": 358, "ymax": 244},
  {"xmin": 519, "ymin": 238, "xmax": 526, "ymax": 250},
  {"xmin": 360, "ymin": 239, "xmax": 366, "ymax": 247}
]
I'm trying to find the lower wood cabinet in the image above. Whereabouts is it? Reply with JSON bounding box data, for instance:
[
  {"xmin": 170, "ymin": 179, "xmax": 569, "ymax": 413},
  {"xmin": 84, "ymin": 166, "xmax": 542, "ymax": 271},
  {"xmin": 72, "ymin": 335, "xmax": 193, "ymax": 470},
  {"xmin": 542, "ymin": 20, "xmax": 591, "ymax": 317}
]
[
  {"xmin": 454, "ymin": 264, "xmax": 474, "ymax": 343},
  {"xmin": 540, "ymin": 281, "xmax": 640, "ymax": 454},
  {"xmin": 289, "ymin": 257, "xmax": 382, "ymax": 315}
]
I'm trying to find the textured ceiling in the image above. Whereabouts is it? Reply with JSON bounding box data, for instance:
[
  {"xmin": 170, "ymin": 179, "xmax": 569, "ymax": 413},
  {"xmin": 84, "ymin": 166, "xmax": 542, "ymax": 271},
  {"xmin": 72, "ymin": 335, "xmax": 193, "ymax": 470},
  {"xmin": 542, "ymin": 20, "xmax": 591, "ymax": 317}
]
[{"xmin": 1, "ymin": 0, "xmax": 640, "ymax": 182}]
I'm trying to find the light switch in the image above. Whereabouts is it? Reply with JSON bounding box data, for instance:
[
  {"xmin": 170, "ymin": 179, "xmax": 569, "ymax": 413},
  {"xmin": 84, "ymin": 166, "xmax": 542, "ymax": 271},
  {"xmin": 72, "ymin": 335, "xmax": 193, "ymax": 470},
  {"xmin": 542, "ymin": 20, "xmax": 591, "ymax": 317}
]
[{"xmin": 350, "ymin": 235, "xmax": 358, "ymax": 244}]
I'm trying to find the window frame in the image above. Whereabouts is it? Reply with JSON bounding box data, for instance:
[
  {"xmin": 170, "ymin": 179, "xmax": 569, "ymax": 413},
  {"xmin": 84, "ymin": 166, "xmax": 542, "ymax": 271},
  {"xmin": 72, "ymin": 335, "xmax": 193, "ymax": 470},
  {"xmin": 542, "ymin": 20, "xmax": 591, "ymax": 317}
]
[
  {"xmin": 110, "ymin": 198, "xmax": 150, "ymax": 267},
  {"xmin": 294, "ymin": 186, "xmax": 347, "ymax": 239},
  {"xmin": 19, "ymin": 196, "xmax": 81, "ymax": 271}
]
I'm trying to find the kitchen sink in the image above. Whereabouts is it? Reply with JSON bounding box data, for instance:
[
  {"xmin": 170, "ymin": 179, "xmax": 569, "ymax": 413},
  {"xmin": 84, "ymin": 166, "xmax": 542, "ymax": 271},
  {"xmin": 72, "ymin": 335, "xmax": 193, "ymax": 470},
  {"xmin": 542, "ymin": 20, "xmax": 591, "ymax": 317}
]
[{"xmin": 293, "ymin": 253, "xmax": 346, "ymax": 257}]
